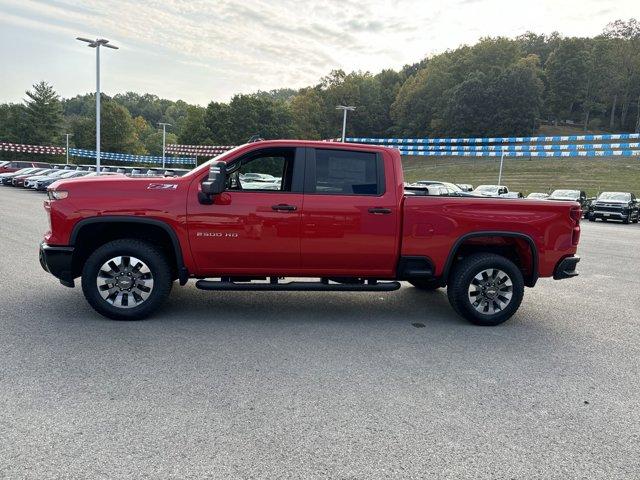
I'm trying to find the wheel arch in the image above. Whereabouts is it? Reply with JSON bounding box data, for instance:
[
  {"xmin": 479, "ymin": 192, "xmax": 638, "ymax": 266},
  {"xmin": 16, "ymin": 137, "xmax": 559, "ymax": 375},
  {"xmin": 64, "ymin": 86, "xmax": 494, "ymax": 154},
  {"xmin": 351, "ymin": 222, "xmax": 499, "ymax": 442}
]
[
  {"xmin": 442, "ymin": 231, "xmax": 539, "ymax": 287},
  {"xmin": 69, "ymin": 216, "xmax": 188, "ymax": 284}
]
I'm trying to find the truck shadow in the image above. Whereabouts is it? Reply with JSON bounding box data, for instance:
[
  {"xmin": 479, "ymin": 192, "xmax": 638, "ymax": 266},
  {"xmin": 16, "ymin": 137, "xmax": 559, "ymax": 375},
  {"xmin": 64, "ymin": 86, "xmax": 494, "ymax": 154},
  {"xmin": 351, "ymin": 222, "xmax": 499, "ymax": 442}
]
[{"xmin": 156, "ymin": 283, "xmax": 468, "ymax": 328}]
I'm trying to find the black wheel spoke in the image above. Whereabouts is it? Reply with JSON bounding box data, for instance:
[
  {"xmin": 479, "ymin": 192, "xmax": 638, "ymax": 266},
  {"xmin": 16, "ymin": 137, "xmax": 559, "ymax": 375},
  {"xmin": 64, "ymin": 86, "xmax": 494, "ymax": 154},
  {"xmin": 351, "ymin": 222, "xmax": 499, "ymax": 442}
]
[{"xmin": 97, "ymin": 255, "xmax": 154, "ymax": 309}]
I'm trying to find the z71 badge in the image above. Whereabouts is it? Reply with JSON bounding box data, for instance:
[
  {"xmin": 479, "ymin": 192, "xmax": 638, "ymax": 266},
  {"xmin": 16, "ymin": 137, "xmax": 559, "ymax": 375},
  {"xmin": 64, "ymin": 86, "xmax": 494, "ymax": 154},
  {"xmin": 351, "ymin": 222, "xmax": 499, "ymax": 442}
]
[{"xmin": 147, "ymin": 183, "xmax": 178, "ymax": 190}]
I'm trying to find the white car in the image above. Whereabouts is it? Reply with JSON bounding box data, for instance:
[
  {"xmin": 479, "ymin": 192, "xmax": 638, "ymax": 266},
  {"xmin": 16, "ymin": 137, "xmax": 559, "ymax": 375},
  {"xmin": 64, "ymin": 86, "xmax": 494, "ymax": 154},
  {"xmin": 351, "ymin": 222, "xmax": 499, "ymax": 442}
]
[
  {"xmin": 24, "ymin": 169, "xmax": 70, "ymax": 188},
  {"xmin": 527, "ymin": 192, "xmax": 549, "ymax": 200},
  {"xmin": 472, "ymin": 185, "xmax": 509, "ymax": 197}
]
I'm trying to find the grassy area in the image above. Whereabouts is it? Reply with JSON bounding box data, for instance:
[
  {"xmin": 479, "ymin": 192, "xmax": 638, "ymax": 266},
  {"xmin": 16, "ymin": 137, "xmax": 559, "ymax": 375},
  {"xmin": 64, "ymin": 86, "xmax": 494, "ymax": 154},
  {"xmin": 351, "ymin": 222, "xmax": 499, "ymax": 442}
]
[{"xmin": 402, "ymin": 155, "xmax": 640, "ymax": 197}]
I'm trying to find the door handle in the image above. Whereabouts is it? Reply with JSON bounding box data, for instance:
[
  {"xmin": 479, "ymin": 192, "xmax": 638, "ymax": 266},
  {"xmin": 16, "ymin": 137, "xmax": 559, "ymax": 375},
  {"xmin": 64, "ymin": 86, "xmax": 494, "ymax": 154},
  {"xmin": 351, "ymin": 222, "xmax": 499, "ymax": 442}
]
[
  {"xmin": 272, "ymin": 204, "xmax": 297, "ymax": 212},
  {"xmin": 368, "ymin": 207, "xmax": 392, "ymax": 215}
]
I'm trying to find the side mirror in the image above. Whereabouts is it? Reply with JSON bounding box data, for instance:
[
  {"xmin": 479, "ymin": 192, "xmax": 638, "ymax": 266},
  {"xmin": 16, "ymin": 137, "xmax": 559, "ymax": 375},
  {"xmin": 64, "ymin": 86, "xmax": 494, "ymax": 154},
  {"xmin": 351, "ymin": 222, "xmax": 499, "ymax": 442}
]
[{"xmin": 202, "ymin": 161, "xmax": 227, "ymax": 196}]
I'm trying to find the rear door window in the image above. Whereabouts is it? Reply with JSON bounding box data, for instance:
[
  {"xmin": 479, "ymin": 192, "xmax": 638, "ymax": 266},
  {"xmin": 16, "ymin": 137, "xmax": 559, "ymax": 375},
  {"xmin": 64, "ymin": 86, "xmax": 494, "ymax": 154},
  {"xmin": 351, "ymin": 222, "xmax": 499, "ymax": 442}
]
[{"xmin": 308, "ymin": 149, "xmax": 383, "ymax": 195}]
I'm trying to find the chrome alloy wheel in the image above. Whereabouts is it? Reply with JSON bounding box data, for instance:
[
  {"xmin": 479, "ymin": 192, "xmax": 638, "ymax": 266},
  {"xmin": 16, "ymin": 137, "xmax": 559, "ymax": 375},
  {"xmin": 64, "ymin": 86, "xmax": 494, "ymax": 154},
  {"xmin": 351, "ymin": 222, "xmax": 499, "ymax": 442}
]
[
  {"xmin": 96, "ymin": 256, "xmax": 154, "ymax": 309},
  {"xmin": 467, "ymin": 268, "xmax": 513, "ymax": 315}
]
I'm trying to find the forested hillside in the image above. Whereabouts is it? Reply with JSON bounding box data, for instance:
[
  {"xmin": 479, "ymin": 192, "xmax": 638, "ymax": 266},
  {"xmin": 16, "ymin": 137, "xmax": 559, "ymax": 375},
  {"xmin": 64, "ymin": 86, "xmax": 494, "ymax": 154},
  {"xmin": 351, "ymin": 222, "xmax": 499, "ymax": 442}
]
[{"xmin": 0, "ymin": 19, "xmax": 638, "ymax": 155}]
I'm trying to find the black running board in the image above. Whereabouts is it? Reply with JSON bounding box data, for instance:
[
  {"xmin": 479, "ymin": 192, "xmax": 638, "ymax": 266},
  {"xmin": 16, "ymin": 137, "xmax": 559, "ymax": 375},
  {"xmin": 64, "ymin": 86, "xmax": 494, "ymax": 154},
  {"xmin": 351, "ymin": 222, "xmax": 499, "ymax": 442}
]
[{"xmin": 195, "ymin": 279, "xmax": 401, "ymax": 292}]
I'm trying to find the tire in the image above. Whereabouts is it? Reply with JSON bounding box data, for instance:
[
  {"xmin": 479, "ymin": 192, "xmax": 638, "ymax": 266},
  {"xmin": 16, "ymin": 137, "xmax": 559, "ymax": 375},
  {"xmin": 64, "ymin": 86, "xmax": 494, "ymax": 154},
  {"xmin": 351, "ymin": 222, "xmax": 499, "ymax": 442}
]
[
  {"xmin": 81, "ymin": 239, "xmax": 172, "ymax": 320},
  {"xmin": 623, "ymin": 214, "xmax": 630, "ymax": 224},
  {"xmin": 446, "ymin": 253, "xmax": 524, "ymax": 326},
  {"xmin": 408, "ymin": 278, "xmax": 442, "ymax": 291},
  {"xmin": 588, "ymin": 216, "xmax": 595, "ymax": 222}
]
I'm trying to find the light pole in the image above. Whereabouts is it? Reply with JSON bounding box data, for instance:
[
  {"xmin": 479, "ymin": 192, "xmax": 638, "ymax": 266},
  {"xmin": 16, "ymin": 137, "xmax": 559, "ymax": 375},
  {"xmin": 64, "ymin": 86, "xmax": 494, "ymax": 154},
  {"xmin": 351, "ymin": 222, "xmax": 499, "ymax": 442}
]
[
  {"xmin": 498, "ymin": 152, "xmax": 505, "ymax": 185},
  {"xmin": 76, "ymin": 37, "xmax": 119, "ymax": 174},
  {"xmin": 158, "ymin": 122, "xmax": 171, "ymax": 169},
  {"xmin": 65, "ymin": 133, "xmax": 72, "ymax": 164},
  {"xmin": 336, "ymin": 105, "xmax": 355, "ymax": 142}
]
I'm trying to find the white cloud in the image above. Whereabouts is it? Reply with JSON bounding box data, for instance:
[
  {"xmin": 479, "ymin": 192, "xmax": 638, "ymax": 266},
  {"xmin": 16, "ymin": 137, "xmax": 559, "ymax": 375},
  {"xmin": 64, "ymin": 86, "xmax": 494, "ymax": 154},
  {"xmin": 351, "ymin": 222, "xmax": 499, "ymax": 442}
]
[{"xmin": 0, "ymin": 0, "xmax": 637, "ymax": 104}]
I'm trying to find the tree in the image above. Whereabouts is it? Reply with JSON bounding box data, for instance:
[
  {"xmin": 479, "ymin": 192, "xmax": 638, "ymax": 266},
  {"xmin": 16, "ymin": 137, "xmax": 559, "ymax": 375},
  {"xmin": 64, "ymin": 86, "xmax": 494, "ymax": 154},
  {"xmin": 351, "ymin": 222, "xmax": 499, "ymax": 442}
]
[
  {"xmin": 0, "ymin": 103, "xmax": 28, "ymax": 143},
  {"xmin": 544, "ymin": 38, "xmax": 590, "ymax": 123},
  {"xmin": 101, "ymin": 101, "xmax": 145, "ymax": 153},
  {"xmin": 144, "ymin": 131, "xmax": 178, "ymax": 156},
  {"xmin": 489, "ymin": 55, "xmax": 544, "ymax": 135},
  {"xmin": 441, "ymin": 71, "xmax": 493, "ymax": 137},
  {"xmin": 391, "ymin": 55, "xmax": 456, "ymax": 136},
  {"xmin": 23, "ymin": 81, "xmax": 63, "ymax": 145},
  {"xmin": 603, "ymin": 19, "xmax": 640, "ymax": 130},
  {"xmin": 290, "ymin": 87, "xmax": 326, "ymax": 138},
  {"xmin": 224, "ymin": 94, "xmax": 294, "ymax": 143},
  {"xmin": 69, "ymin": 115, "xmax": 95, "ymax": 149},
  {"xmin": 133, "ymin": 115, "xmax": 154, "ymax": 150},
  {"xmin": 181, "ymin": 106, "xmax": 214, "ymax": 145}
]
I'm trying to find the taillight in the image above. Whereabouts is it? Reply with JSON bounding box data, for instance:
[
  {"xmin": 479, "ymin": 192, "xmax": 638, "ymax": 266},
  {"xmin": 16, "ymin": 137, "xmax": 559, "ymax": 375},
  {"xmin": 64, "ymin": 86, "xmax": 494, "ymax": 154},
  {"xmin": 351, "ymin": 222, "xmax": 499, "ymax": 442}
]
[
  {"xmin": 570, "ymin": 206, "xmax": 581, "ymax": 246},
  {"xmin": 570, "ymin": 206, "xmax": 581, "ymax": 223}
]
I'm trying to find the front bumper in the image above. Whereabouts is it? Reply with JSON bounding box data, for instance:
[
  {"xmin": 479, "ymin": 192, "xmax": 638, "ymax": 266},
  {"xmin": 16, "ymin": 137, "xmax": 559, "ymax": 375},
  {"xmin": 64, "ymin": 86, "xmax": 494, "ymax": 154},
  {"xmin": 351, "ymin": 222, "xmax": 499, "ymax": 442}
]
[
  {"xmin": 39, "ymin": 242, "xmax": 75, "ymax": 287},
  {"xmin": 591, "ymin": 210, "xmax": 627, "ymax": 220},
  {"xmin": 553, "ymin": 255, "xmax": 580, "ymax": 280}
]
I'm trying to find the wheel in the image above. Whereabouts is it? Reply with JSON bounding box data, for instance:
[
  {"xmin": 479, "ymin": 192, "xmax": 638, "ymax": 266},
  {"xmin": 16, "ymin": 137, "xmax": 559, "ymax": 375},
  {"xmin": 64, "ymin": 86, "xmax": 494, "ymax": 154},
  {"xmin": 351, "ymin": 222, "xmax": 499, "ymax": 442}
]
[
  {"xmin": 408, "ymin": 278, "xmax": 442, "ymax": 291},
  {"xmin": 81, "ymin": 239, "xmax": 172, "ymax": 320},
  {"xmin": 588, "ymin": 216, "xmax": 595, "ymax": 222},
  {"xmin": 623, "ymin": 214, "xmax": 630, "ymax": 224},
  {"xmin": 447, "ymin": 253, "xmax": 524, "ymax": 326}
]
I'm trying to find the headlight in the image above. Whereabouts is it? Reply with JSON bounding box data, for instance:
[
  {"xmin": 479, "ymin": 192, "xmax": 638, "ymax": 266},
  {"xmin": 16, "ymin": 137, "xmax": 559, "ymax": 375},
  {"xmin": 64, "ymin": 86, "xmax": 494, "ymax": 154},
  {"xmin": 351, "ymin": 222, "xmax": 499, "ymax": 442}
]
[{"xmin": 47, "ymin": 190, "xmax": 69, "ymax": 200}]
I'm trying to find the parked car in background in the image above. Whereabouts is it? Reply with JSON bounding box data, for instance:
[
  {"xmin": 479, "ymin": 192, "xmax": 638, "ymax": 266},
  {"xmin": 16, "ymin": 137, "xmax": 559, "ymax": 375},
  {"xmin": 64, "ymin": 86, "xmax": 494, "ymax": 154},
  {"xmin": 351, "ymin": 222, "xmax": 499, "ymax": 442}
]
[
  {"xmin": 0, "ymin": 160, "xmax": 50, "ymax": 174},
  {"xmin": 1, "ymin": 168, "xmax": 49, "ymax": 185},
  {"xmin": 163, "ymin": 168, "xmax": 190, "ymax": 177},
  {"xmin": 34, "ymin": 170, "xmax": 92, "ymax": 191},
  {"xmin": 25, "ymin": 169, "xmax": 74, "ymax": 188},
  {"xmin": 501, "ymin": 192, "xmax": 524, "ymax": 198},
  {"xmin": 12, "ymin": 169, "xmax": 56, "ymax": 187},
  {"xmin": 472, "ymin": 185, "xmax": 509, "ymax": 197},
  {"xmin": 239, "ymin": 172, "xmax": 282, "ymax": 190},
  {"xmin": 412, "ymin": 181, "xmax": 482, "ymax": 197},
  {"xmin": 527, "ymin": 192, "xmax": 549, "ymax": 199},
  {"xmin": 410, "ymin": 180, "xmax": 470, "ymax": 196},
  {"xmin": 456, "ymin": 183, "xmax": 474, "ymax": 192},
  {"xmin": 588, "ymin": 192, "xmax": 639, "ymax": 224},
  {"xmin": 547, "ymin": 189, "xmax": 588, "ymax": 216}
]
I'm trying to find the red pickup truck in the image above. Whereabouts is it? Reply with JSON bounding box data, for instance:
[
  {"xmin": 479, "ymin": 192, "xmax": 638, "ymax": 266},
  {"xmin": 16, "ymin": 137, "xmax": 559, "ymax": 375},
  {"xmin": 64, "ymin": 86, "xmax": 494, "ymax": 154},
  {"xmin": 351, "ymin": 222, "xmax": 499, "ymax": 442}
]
[{"xmin": 40, "ymin": 140, "xmax": 581, "ymax": 326}]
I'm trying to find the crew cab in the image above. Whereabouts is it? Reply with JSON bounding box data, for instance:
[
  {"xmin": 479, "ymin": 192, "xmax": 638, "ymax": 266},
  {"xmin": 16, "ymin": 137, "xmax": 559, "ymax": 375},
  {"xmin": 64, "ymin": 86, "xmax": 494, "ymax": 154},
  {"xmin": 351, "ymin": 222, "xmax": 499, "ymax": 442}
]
[
  {"xmin": 588, "ymin": 192, "xmax": 639, "ymax": 224},
  {"xmin": 39, "ymin": 140, "xmax": 581, "ymax": 326}
]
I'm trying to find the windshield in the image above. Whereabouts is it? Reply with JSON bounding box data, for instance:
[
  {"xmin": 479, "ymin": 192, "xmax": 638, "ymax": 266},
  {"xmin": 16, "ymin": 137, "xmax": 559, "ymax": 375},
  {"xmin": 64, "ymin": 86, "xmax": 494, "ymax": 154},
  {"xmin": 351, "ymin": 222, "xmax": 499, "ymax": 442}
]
[
  {"xmin": 442, "ymin": 182, "xmax": 463, "ymax": 192},
  {"xmin": 31, "ymin": 169, "xmax": 54, "ymax": 176},
  {"xmin": 474, "ymin": 185, "xmax": 498, "ymax": 193},
  {"xmin": 59, "ymin": 171, "xmax": 84, "ymax": 178},
  {"xmin": 598, "ymin": 192, "xmax": 631, "ymax": 201},
  {"xmin": 12, "ymin": 168, "xmax": 38, "ymax": 175},
  {"xmin": 46, "ymin": 170, "xmax": 71, "ymax": 178},
  {"xmin": 549, "ymin": 189, "xmax": 579, "ymax": 199},
  {"xmin": 415, "ymin": 181, "xmax": 463, "ymax": 193}
]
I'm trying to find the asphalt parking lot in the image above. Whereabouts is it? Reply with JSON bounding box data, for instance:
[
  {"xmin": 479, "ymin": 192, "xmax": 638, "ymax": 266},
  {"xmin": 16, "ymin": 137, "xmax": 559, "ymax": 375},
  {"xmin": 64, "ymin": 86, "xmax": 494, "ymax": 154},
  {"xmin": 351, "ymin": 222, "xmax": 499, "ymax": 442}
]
[{"xmin": 1, "ymin": 186, "xmax": 639, "ymax": 479}]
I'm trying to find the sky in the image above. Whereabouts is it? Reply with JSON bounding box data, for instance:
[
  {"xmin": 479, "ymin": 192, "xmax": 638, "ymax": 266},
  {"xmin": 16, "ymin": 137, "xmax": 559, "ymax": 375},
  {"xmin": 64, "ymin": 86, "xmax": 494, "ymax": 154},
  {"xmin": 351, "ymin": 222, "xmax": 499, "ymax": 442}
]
[{"xmin": 0, "ymin": 0, "xmax": 637, "ymax": 105}]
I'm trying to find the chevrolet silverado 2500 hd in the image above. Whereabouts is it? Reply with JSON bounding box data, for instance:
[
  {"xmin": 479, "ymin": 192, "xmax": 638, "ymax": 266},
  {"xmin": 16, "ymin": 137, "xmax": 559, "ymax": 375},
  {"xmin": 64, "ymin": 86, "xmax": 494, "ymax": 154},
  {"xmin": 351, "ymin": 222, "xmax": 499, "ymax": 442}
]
[{"xmin": 40, "ymin": 140, "xmax": 581, "ymax": 326}]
